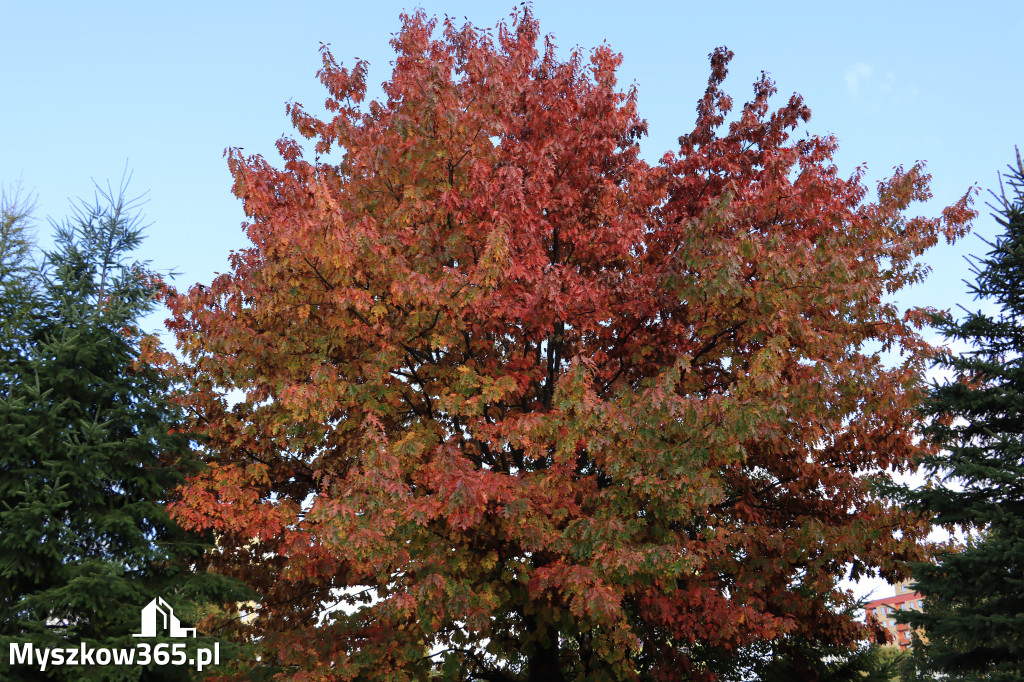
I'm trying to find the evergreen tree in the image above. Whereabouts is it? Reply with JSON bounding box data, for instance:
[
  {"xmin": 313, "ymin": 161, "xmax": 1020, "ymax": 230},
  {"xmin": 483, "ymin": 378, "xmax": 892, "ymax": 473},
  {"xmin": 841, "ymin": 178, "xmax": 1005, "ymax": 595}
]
[
  {"xmin": 0, "ymin": 182, "xmax": 37, "ymax": 281},
  {"xmin": 0, "ymin": 183, "xmax": 250, "ymax": 680},
  {"xmin": 0, "ymin": 183, "xmax": 40, "ymax": 380},
  {"xmin": 901, "ymin": 150, "xmax": 1024, "ymax": 681}
]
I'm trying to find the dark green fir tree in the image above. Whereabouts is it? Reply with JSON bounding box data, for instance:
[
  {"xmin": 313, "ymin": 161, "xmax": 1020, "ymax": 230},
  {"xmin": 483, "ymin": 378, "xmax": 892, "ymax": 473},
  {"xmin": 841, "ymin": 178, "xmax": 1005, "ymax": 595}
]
[
  {"xmin": 900, "ymin": 150, "xmax": 1024, "ymax": 681},
  {"xmin": 0, "ymin": 184, "xmax": 39, "ymax": 387},
  {"xmin": 0, "ymin": 182, "xmax": 251, "ymax": 680}
]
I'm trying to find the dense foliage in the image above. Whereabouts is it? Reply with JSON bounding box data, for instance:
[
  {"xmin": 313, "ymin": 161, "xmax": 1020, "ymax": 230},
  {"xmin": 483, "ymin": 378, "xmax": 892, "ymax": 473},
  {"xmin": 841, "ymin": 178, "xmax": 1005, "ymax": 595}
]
[{"xmin": 163, "ymin": 9, "xmax": 974, "ymax": 680}]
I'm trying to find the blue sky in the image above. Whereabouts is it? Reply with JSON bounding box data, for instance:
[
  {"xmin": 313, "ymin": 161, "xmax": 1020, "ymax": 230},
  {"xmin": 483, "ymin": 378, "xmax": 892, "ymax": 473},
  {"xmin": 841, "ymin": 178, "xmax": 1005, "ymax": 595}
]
[
  {"xmin": 4, "ymin": 1, "xmax": 1021, "ymax": 318},
  {"xmin": 3, "ymin": 0, "xmax": 1022, "ymax": 599}
]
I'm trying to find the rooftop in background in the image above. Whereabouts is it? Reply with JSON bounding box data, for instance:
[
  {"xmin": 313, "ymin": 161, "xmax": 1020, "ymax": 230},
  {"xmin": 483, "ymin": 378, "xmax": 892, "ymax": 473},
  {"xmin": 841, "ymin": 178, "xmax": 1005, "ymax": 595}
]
[{"xmin": 864, "ymin": 581, "xmax": 923, "ymax": 651}]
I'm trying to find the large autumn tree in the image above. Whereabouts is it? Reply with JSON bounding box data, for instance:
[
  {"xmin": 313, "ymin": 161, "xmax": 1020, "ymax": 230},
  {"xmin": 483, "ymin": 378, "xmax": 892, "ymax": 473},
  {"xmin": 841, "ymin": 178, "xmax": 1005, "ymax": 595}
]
[{"xmin": 163, "ymin": 10, "xmax": 974, "ymax": 681}]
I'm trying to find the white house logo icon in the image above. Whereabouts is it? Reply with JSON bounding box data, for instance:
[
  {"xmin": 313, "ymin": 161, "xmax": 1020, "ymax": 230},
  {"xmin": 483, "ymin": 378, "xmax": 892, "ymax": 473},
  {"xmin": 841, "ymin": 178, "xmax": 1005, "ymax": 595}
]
[{"xmin": 132, "ymin": 597, "xmax": 196, "ymax": 638}]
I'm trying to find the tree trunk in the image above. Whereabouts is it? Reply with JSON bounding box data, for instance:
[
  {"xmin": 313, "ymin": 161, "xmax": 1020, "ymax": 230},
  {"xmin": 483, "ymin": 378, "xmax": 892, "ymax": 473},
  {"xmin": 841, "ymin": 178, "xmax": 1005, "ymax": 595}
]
[{"xmin": 527, "ymin": 640, "xmax": 565, "ymax": 682}]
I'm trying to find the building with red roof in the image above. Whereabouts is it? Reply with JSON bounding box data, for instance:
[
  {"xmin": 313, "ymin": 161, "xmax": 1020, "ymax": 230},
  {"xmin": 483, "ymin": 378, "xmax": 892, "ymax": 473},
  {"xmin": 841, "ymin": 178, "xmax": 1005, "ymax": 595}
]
[{"xmin": 863, "ymin": 581, "xmax": 924, "ymax": 650}]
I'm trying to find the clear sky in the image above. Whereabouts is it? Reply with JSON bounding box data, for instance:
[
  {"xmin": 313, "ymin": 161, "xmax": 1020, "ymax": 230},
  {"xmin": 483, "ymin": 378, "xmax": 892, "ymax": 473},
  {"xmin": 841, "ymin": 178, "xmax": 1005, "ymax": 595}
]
[
  {"xmin": 4, "ymin": 0, "xmax": 1021, "ymax": 314},
  {"xmin": 3, "ymin": 0, "xmax": 1022, "ymax": 599}
]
